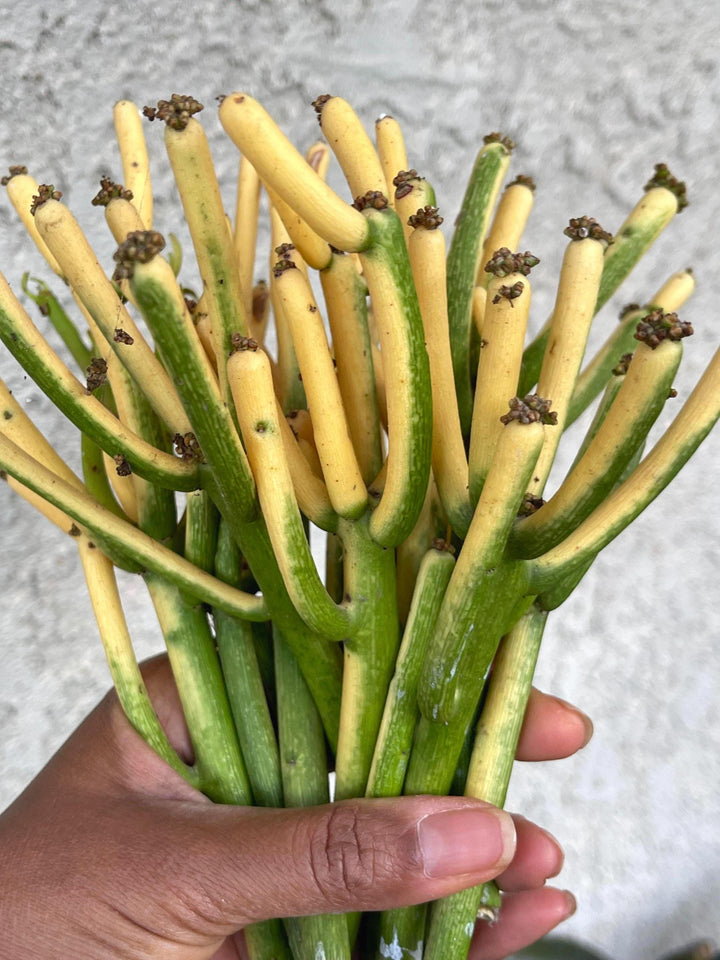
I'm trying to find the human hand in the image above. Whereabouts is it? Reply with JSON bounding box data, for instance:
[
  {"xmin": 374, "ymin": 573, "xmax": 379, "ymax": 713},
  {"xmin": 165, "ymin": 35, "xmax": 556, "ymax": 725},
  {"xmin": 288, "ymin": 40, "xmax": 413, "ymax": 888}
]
[{"xmin": 0, "ymin": 656, "xmax": 591, "ymax": 960}]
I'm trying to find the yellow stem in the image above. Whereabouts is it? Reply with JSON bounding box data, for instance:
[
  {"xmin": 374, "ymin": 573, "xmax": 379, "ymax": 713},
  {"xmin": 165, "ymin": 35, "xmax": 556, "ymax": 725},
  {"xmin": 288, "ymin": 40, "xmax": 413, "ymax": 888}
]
[
  {"xmin": 113, "ymin": 100, "xmax": 153, "ymax": 228},
  {"xmin": 531, "ymin": 237, "xmax": 605, "ymax": 494},
  {"xmin": 218, "ymin": 93, "xmax": 370, "ymax": 252},
  {"xmin": 375, "ymin": 115, "xmax": 409, "ymax": 206},
  {"xmin": 34, "ymin": 199, "xmax": 191, "ymax": 434}
]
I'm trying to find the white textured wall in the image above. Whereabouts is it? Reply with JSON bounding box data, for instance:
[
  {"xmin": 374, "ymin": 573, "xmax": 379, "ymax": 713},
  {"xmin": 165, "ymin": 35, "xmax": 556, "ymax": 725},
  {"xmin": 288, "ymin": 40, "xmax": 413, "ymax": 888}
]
[{"xmin": 1, "ymin": 2, "xmax": 719, "ymax": 957}]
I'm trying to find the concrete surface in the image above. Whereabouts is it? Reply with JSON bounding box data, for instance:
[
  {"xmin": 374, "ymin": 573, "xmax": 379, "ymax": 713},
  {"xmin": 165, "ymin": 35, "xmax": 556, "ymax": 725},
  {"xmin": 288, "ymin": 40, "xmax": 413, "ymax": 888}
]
[{"xmin": 0, "ymin": 1, "xmax": 719, "ymax": 956}]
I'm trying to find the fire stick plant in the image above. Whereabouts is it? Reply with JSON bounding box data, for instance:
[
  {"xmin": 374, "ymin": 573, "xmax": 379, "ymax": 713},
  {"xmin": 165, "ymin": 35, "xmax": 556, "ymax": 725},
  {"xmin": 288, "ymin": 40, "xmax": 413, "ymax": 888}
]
[{"xmin": 0, "ymin": 91, "xmax": 718, "ymax": 960}]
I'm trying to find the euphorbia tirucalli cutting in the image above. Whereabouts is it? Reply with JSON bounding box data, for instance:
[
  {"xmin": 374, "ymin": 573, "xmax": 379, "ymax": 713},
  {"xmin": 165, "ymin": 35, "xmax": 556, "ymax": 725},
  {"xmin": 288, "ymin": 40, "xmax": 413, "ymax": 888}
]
[{"xmin": 0, "ymin": 90, "xmax": 717, "ymax": 960}]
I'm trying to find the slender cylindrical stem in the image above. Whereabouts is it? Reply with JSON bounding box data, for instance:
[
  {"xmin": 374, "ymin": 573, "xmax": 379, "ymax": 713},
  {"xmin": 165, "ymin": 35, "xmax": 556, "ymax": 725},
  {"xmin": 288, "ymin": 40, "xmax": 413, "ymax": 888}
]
[
  {"xmin": 528, "ymin": 234, "xmax": 605, "ymax": 495},
  {"xmin": 531, "ymin": 345, "xmax": 720, "ymax": 590},
  {"xmin": 567, "ymin": 267, "xmax": 695, "ymax": 425},
  {"xmin": 423, "ymin": 608, "xmax": 548, "ymax": 960},
  {"xmin": 114, "ymin": 99, "xmax": 153, "ymax": 228},
  {"xmin": 360, "ymin": 207, "xmax": 432, "ymax": 547},
  {"xmin": 519, "ymin": 182, "xmax": 680, "ymax": 396},
  {"xmin": 219, "ymin": 93, "xmax": 371, "ymax": 251},
  {"xmin": 0, "ymin": 270, "xmax": 199, "ymax": 490},
  {"xmin": 34, "ymin": 200, "xmax": 191, "ymax": 434},
  {"xmin": 478, "ymin": 178, "xmax": 535, "ymax": 287},
  {"xmin": 275, "ymin": 631, "xmax": 351, "ymax": 960},
  {"xmin": 366, "ymin": 546, "xmax": 455, "ymax": 798},
  {"xmin": 335, "ymin": 515, "xmax": 399, "ymax": 801},
  {"xmin": 375, "ymin": 115, "xmax": 408, "ymax": 205},
  {"xmin": 447, "ymin": 139, "xmax": 512, "ymax": 433},
  {"xmin": 418, "ymin": 420, "xmax": 544, "ymax": 723},
  {"xmin": 234, "ymin": 154, "xmax": 261, "ymax": 319},
  {"xmin": 215, "ymin": 523, "xmax": 283, "ymax": 809},
  {"xmin": 317, "ymin": 95, "xmax": 386, "ymax": 197},
  {"xmin": 320, "ymin": 251, "xmax": 383, "ymax": 484},
  {"xmin": 409, "ymin": 223, "xmax": 471, "ymax": 535},
  {"xmin": 274, "ymin": 258, "xmax": 367, "ymax": 519},
  {"xmin": 468, "ymin": 271, "xmax": 532, "ymax": 504},
  {"xmin": 164, "ymin": 117, "xmax": 249, "ymax": 397},
  {"xmin": 512, "ymin": 338, "xmax": 683, "ymax": 558},
  {"xmin": 228, "ymin": 343, "xmax": 352, "ymax": 639}
]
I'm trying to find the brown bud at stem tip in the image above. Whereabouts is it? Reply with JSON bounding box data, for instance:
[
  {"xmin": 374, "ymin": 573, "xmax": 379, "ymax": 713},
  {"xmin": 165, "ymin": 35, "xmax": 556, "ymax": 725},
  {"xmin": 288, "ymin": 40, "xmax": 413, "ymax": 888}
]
[
  {"xmin": 0, "ymin": 470, "xmax": 8, "ymax": 481},
  {"xmin": 612, "ymin": 353, "xmax": 634, "ymax": 376},
  {"xmin": 273, "ymin": 259, "xmax": 297, "ymax": 278},
  {"xmin": 483, "ymin": 132, "xmax": 515, "ymax": 152},
  {"xmin": 311, "ymin": 94, "xmax": 333, "ymax": 124},
  {"xmin": 667, "ymin": 388, "xmax": 678, "ymax": 399},
  {"xmin": 30, "ymin": 184, "xmax": 62, "ymax": 215},
  {"xmin": 393, "ymin": 169, "xmax": 424, "ymax": 186},
  {"xmin": 408, "ymin": 206, "xmax": 443, "ymax": 229},
  {"xmin": 644, "ymin": 163, "xmax": 688, "ymax": 211},
  {"xmin": 353, "ymin": 191, "xmax": 389, "ymax": 212},
  {"xmin": 92, "ymin": 177, "xmax": 134, "ymax": 207},
  {"xmin": 492, "ymin": 281, "xmax": 525, "ymax": 306},
  {"xmin": 184, "ymin": 297, "xmax": 198, "ymax": 315},
  {"xmin": 1, "ymin": 165, "xmax": 28, "ymax": 185},
  {"xmin": 564, "ymin": 216, "xmax": 613, "ymax": 245},
  {"xmin": 113, "ymin": 329, "xmax": 134, "ymax": 345},
  {"xmin": 500, "ymin": 394, "xmax": 558, "ymax": 425},
  {"xmin": 173, "ymin": 432, "xmax": 204, "ymax": 463},
  {"xmin": 142, "ymin": 95, "xmax": 203, "ymax": 130},
  {"xmin": 393, "ymin": 169, "xmax": 425, "ymax": 200},
  {"xmin": 634, "ymin": 309, "xmax": 693, "ymax": 348},
  {"xmin": 507, "ymin": 174, "xmax": 536, "ymax": 192},
  {"xmin": 230, "ymin": 333, "xmax": 259, "ymax": 353},
  {"xmin": 85, "ymin": 357, "xmax": 108, "ymax": 392},
  {"xmin": 518, "ymin": 493, "xmax": 545, "ymax": 517},
  {"xmin": 112, "ymin": 230, "xmax": 166, "ymax": 281},
  {"xmin": 485, "ymin": 248, "xmax": 539, "ymax": 277},
  {"xmin": 113, "ymin": 454, "xmax": 132, "ymax": 477}
]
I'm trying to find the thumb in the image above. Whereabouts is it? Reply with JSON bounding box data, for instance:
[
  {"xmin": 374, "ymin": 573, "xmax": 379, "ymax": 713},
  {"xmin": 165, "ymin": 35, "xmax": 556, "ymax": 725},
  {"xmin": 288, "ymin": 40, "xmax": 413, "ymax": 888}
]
[{"xmin": 167, "ymin": 795, "xmax": 516, "ymax": 935}]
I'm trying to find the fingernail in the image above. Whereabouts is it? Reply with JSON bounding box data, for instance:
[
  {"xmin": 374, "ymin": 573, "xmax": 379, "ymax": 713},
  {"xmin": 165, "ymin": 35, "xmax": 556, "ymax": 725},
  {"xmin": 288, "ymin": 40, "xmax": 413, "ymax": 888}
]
[
  {"xmin": 538, "ymin": 825, "xmax": 564, "ymax": 878},
  {"xmin": 418, "ymin": 806, "xmax": 516, "ymax": 879},
  {"xmin": 553, "ymin": 696, "xmax": 594, "ymax": 748},
  {"xmin": 562, "ymin": 890, "xmax": 577, "ymax": 917}
]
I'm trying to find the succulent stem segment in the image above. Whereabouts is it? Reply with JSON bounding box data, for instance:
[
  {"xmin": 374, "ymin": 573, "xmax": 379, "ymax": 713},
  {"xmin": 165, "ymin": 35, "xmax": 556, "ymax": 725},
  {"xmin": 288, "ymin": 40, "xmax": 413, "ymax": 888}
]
[
  {"xmin": 1, "ymin": 93, "xmax": 716, "ymax": 960},
  {"xmin": 447, "ymin": 136, "xmax": 513, "ymax": 433}
]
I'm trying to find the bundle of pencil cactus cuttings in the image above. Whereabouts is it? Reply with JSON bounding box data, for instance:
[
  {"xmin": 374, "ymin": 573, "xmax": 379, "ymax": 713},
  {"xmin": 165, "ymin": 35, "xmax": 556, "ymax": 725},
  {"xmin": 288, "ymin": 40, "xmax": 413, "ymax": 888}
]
[{"xmin": 0, "ymin": 91, "xmax": 717, "ymax": 960}]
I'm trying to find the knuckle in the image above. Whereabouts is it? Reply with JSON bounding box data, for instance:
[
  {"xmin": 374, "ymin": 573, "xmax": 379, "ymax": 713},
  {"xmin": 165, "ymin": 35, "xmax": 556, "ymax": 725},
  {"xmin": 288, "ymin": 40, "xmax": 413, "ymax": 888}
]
[{"xmin": 305, "ymin": 802, "xmax": 413, "ymax": 908}]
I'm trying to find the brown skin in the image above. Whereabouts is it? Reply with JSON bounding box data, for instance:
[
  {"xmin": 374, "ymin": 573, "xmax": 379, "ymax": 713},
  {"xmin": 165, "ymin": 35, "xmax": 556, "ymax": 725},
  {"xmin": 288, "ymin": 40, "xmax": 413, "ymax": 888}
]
[{"xmin": 0, "ymin": 657, "xmax": 591, "ymax": 960}]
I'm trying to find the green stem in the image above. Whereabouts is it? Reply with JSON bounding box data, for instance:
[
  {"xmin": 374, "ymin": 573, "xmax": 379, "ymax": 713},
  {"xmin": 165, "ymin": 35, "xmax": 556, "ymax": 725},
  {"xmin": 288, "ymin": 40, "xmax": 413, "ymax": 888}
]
[
  {"xmin": 275, "ymin": 631, "xmax": 351, "ymax": 960},
  {"xmin": 0, "ymin": 278, "xmax": 199, "ymax": 490},
  {"xmin": 518, "ymin": 184, "xmax": 679, "ymax": 397},
  {"xmin": 0, "ymin": 433, "xmax": 268, "ymax": 620},
  {"xmin": 446, "ymin": 141, "xmax": 511, "ymax": 433},
  {"xmin": 145, "ymin": 573, "xmax": 251, "ymax": 804},
  {"xmin": 366, "ymin": 546, "xmax": 455, "ymax": 798},
  {"xmin": 334, "ymin": 513, "xmax": 399, "ymax": 801},
  {"xmin": 21, "ymin": 273, "xmax": 93, "ymax": 370},
  {"xmin": 360, "ymin": 208, "xmax": 432, "ymax": 547},
  {"xmin": 511, "ymin": 340, "xmax": 683, "ymax": 558},
  {"xmin": 418, "ymin": 422, "xmax": 543, "ymax": 724},
  {"xmin": 423, "ymin": 608, "xmax": 548, "ymax": 960},
  {"xmin": 130, "ymin": 252, "xmax": 344, "ymax": 738},
  {"xmin": 215, "ymin": 523, "xmax": 283, "ymax": 808},
  {"xmin": 80, "ymin": 432, "xmax": 130, "ymax": 520}
]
